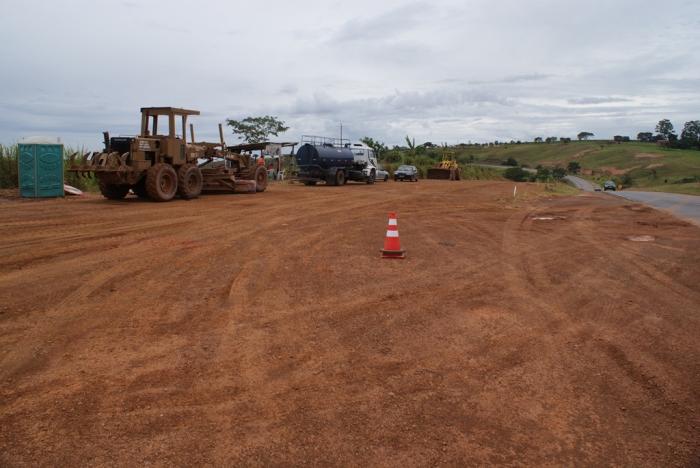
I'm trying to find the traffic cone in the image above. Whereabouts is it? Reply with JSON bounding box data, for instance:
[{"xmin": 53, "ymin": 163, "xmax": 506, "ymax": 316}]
[{"xmin": 380, "ymin": 212, "xmax": 406, "ymax": 259}]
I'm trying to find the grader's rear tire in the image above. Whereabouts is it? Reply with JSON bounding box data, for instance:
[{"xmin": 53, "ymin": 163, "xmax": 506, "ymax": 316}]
[
  {"xmin": 146, "ymin": 163, "xmax": 178, "ymax": 202},
  {"xmin": 99, "ymin": 181, "xmax": 130, "ymax": 200},
  {"xmin": 254, "ymin": 166, "xmax": 268, "ymax": 192},
  {"xmin": 177, "ymin": 164, "xmax": 203, "ymax": 199}
]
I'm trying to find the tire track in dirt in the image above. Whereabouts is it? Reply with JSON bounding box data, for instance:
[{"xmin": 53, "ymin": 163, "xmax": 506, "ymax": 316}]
[{"xmin": 1, "ymin": 182, "xmax": 699, "ymax": 466}]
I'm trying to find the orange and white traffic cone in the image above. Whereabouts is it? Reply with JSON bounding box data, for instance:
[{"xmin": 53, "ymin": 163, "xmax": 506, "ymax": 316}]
[{"xmin": 380, "ymin": 212, "xmax": 406, "ymax": 259}]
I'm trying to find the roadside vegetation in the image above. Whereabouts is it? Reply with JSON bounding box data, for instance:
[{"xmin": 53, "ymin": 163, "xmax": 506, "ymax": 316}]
[{"xmin": 361, "ymin": 117, "xmax": 700, "ymax": 195}]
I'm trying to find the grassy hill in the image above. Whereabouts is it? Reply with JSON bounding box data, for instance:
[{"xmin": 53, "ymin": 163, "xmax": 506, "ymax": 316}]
[{"xmin": 380, "ymin": 141, "xmax": 700, "ymax": 195}]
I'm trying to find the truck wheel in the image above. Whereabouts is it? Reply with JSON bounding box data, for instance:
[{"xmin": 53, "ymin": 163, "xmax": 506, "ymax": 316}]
[
  {"xmin": 367, "ymin": 170, "xmax": 376, "ymax": 184},
  {"xmin": 335, "ymin": 170, "xmax": 345, "ymax": 186},
  {"xmin": 99, "ymin": 180, "xmax": 129, "ymax": 200},
  {"xmin": 132, "ymin": 178, "xmax": 149, "ymax": 199},
  {"xmin": 384, "ymin": 175, "xmax": 388, "ymax": 182},
  {"xmin": 254, "ymin": 166, "xmax": 268, "ymax": 192},
  {"xmin": 146, "ymin": 163, "xmax": 178, "ymax": 202},
  {"xmin": 177, "ymin": 164, "xmax": 203, "ymax": 199}
]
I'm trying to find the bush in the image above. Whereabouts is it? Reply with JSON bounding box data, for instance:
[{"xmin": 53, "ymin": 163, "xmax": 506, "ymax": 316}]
[
  {"xmin": 536, "ymin": 167, "xmax": 551, "ymax": 182},
  {"xmin": 567, "ymin": 161, "xmax": 581, "ymax": 174},
  {"xmin": 552, "ymin": 166, "xmax": 567, "ymax": 180},
  {"xmin": 0, "ymin": 144, "xmax": 19, "ymax": 188},
  {"xmin": 503, "ymin": 167, "xmax": 529, "ymax": 182},
  {"xmin": 502, "ymin": 157, "xmax": 518, "ymax": 166}
]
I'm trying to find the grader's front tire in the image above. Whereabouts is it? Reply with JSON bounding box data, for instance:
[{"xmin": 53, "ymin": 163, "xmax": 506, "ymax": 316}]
[
  {"xmin": 99, "ymin": 181, "xmax": 130, "ymax": 200},
  {"xmin": 254, "ymin": 166, "xmax": 268, "ymax": 192},
  {"xmin": 177, "ymin": 164, "xmax": 203, "ymax": 199},
  {"xmin": 146, "ymin": 163, "xmax": 178, "ymax": 202}
]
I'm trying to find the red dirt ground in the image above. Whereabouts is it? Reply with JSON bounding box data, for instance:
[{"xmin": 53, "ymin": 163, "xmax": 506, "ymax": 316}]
[{"xmin": 1, "ymin": 181, "xmax": 699, "ymax": 466}]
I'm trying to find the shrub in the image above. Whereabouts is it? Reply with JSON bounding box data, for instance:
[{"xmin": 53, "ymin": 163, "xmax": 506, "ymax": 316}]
[
  {"xmin": 567, "ymin": 161, "xmax": 581, "ymax": 174},
  {"xmin": 503, "ymin": 167, "xmax": 529, "ymax": 182},
  {"xmin": 0, "ymin": 144, "xmax": 19, "ymax": 188},
  {"xmin": 552, "ymin": 166, "xmax": 567, "ymax": 180}
]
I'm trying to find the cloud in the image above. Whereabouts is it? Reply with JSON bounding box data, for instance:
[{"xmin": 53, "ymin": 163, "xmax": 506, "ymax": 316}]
[
  {"xmin": 567, "ymin": 96, "xmax": 633, "ymax": 105},
  {"xmin": 0, "ymin": 0, "xmax": 699, "ymax": 147},
  {"xmin": 330, "ymin": 2, "xmax": 433, "ymax": 44}
]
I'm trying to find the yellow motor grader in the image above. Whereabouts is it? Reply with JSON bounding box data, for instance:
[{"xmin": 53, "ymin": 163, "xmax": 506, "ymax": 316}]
[{"xmin": 69, "ymin": 107, "xmax": 268, "ymax": 201}]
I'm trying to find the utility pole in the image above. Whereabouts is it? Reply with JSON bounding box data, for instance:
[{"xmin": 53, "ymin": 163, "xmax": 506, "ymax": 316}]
[{"xmin": 340, "ymin": 122, "xmax": 343, "ymax": 145}]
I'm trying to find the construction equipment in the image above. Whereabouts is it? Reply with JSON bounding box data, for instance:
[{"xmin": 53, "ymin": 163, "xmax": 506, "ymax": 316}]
[
  {"xmin": 427, "ymin": 150, "xmax": 461, "ymax": 180},
  {"xmin": 294, "ymin": 136, "xmax": 379, "ymax": 186},
  {"xmin": 68, "ymin": 107, "xmax": 268, "ymax": 201}
]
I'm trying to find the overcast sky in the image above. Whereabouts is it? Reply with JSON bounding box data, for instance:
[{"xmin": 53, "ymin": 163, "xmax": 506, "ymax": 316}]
[{"xmin": 1, "ymin": 0, "xmax": 699, "ymax": 148}]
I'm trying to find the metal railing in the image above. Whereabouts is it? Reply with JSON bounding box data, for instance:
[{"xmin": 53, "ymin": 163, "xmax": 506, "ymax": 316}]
[{"xmin": 301, "ymin": 135, "xmax": 350, "ymax": 148}]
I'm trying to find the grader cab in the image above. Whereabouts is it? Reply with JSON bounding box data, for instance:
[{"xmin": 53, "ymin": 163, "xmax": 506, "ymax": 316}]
[{"xmin": 69, "ymin": 107, "xmax": 267, "ymax": 201}]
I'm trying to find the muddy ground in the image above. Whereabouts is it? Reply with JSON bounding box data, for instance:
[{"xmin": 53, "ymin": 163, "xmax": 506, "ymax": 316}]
[{"xmin": 1, "ymin": 181, "xmax": 699, "ymax": 466}]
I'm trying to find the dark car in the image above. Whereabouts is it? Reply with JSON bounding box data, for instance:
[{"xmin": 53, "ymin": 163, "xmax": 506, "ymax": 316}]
[
  {"xmin": 394, "ymin": 165, "xmax": 418, "ymax": 182},
  {"xmin": 603, "ymin": 180, "xmax": 617, "ymax": 191}
]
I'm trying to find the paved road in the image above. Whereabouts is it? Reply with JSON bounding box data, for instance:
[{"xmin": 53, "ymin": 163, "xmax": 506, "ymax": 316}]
[
  {"xmin": 609, "ymin": 190, "xmax": 700, "ymax": 225},
  {"xmin": 563, "ymin": 175, "xmax": 600, "ymax": 191},
  {"xmin": 565, "ymin": 176, "xmax": 700, "ymax": 225}
]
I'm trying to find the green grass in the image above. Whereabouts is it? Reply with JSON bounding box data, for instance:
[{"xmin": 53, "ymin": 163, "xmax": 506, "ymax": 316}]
[{"xmin": 448, "ymin": 141, "xmax": 700, "ymax": 195}]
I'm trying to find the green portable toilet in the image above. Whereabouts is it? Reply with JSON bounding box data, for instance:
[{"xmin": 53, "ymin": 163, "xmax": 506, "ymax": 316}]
[{"xmin": 18, "ymin": 138, "xmax": 64, "ymax": 198}]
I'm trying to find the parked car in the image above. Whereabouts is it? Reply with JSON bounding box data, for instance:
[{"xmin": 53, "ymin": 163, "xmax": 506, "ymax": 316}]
[
  {"xmin": 394, "ymin": 165, "xmax": 418, "ymax": 182},
  {"xmin": 376, "ymin": 165, "xmax": 390, "ymax": 182},
  {"xmin": 603, "ymin": 180, "xmax": 617, "ymax": 191}
]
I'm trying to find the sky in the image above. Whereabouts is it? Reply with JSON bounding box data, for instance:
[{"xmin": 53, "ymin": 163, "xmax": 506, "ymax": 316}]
[{"xmin": 1, "ymin": 0, "xmax": 699, "ymax": 148}]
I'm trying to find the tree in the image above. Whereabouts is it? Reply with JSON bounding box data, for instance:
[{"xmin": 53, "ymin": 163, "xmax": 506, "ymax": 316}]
[
  {"xmin": 535, "ymin": 166, "xmax": 551, "ymax": 181},
  {"xmin": 225, "ymin": 115, "xmax": 289, "ymax": 143},
  {"xmin": 404, "ymin": 136, "xmax": 416, "ymax": 151},
  {"xmin": 680, "ymin": 120, "xmax": 700, "ymax": 149},
  {"xmin": 503, "ymin": 167, "xmax": 528, "ymax": 182},
  {"xmin": 534, "ymin": 137, "xmax": 543, "ymax": 143},
  {"xmin": 561, "ymin": 137, "xmax": 572, "ymax": 143},
  {"xmin": 577, "ymin": 131, "xmax": 594, "ymax": 141},
  {"xmin": 655, "ymin": 119, "xmax": 676, "ymax": 141},
  {"xmin": 360, "ymin": 137, "xmax": 388, "ymax": 157},
  {"xmin": 637, "ymin": 132, "xmax": 653, "ymax": 142},
  {"xmin": 545, "ymin": 136, "xmax": 558, "ymax": 143},
  {"xmin": 552, "ymin": 166, "xmax": 567, "ymax": 180},
  {"xmin": 567, "ymin": 161, "xmax": 581, "ymax": 174}
]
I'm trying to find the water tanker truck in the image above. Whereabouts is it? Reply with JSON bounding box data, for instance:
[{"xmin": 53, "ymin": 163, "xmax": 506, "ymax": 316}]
[{"xmin": 294, "ymin": 136, "xmax": 379, "ymax": 186}]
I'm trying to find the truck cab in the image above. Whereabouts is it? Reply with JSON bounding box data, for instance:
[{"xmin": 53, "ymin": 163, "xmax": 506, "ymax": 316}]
[{"xmin": 349, "ymin": 142, "xmax": 378, "ymax": 181}]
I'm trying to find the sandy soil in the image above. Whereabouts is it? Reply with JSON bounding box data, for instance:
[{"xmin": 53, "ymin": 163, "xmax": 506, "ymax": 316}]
[{"xmin": 1, "ymin": 181, "xmax": 699, "ymax": 466}]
